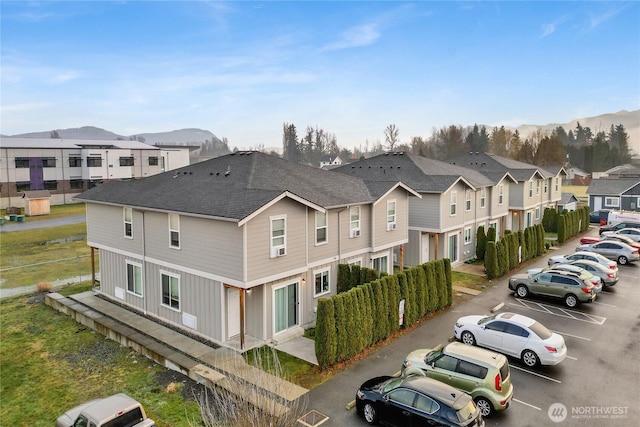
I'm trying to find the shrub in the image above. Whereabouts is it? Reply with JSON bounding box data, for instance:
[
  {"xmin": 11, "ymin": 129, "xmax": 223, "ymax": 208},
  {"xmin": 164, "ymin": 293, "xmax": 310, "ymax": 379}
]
[
  {"xmin": 476, "ymin": 226, "xmax": 487, "ymax": 260},
  {"xmin": 496, "ymin": 240, "xmax": 508, "ymax": 276},
  {"xmin": 484, "ymin": 241, "xmax": 499, "ymax": 279},
  {"xmin": 487, "ymin": 226, "xmax": 496, "ymax": 243},
  {"xmin": 315, "ymin": 298, "xmax": 337, "ymax": 369}
]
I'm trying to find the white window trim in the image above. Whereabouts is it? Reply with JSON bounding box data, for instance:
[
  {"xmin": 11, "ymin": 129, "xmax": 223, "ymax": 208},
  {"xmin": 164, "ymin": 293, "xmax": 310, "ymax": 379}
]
[
  {"xmin": 124, "ymin": 207, "xmax": 133, "ymax": 239},
  {"xmin": 464, "ymin": 227, "xmax": 472, "ymax": 245},
  {"xmin": 465, "ymin": 191, "xmax": 471, "ymax": 212},
  {"xmin": 273, "ymin": 281, "xmax": 300, "ymax": 336},
  {"xmin": 348, "ymin": 258, "xmax": 362, "ymax": 266},
  {"xmin": 350, "ymin": 206, "xmax": 361, "ymax": 238},
  {"xmin": 313, "ymin": 268, "xmax": 331, "ymax": 297},
  {"xmin": 371, "ymin": 254, "xmax": 389, "ymax": 275},
  {"xmin": 544, "ymin": 180, "xmax": 548, "ymax": 194},
  {"xmin": 535, "ymin": 207, "xmax": 540, "ymax": 220},
  {"xmin": 536, "ymin": 180, "xmax": 540, "ymax": 195},
  {"xmin": 387, "ymin": 200, "xmax": 397, "ymax": 231},
  {"xmin": 450, "ymin": 191, "xmax": 457, "ymax": 216},
  {"xmin": 498, "ymin": 185, "xmax": 504, "ymax": 205},
  {"xmin": 168, "ymin": 214, "xmax": 180, "ymax": 249},
  {"xmin": 555, "ymin": 177, "xmax": 559, "ymax": 191},
  {"xmin": 315, "ymin": 211, "xmax": 328, "ymax": 246},
  {"xmin": 126, "ymin": 260, "xmax": 143, "ymax": 297},
  {"xmin": 480, "ymin": 189, "xmax": 486, "ymax": 208},
  {"xmin": 604, "ymin": 197, "xmax": 620, "ymax": 208},
  {"xmin": 270, "ymin": 215, "xmax": 287, "ymax": 257},
  {"xmin": 160, "ymin": 270, "xmax": 180, "ymax": 312},
  {"xmin": 529, "ymin": 181, "xmax": 533, "ymax": 198}
]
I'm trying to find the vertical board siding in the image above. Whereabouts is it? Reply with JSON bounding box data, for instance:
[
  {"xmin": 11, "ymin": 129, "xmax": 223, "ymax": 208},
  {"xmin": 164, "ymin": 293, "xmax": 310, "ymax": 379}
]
[{"xmin": 409, "ymin": 194, "xmax": 441, "ymax": 229}]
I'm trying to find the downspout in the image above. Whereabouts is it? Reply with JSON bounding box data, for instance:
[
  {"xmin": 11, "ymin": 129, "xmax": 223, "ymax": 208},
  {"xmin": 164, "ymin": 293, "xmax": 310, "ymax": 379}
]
[
  {"xmin": 141, "ymin": 210, "xmax": 148, "ymax": 315},
  {"xmin": 5, "ymin": 148, "xmax": 11, "ymax": 207}
]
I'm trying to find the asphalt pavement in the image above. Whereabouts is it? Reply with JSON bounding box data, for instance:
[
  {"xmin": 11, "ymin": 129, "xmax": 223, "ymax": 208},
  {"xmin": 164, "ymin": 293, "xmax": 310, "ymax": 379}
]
[{"xmin": 0, "ymin": 214, "xmax": 86, "ymax": 233}]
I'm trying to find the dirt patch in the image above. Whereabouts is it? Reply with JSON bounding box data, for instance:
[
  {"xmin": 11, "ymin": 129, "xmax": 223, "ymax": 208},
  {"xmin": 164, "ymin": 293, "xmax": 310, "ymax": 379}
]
[{"xmin": 154, "ymin": 370, "xmax": 206, "ymax": 402}]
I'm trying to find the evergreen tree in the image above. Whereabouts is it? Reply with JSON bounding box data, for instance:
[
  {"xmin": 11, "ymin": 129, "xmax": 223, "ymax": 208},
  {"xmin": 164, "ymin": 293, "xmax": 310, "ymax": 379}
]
[{"xmin": 476, "ymin": 226, "xmax": 487, "ymax": 260}]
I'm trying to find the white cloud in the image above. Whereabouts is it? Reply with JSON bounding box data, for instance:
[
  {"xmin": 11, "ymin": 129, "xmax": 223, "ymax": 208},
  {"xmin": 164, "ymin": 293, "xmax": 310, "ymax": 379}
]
[
  {"xmin": 50, "ymin": 71, "xmax": 81, "ymax": 84},
  {"xmin": 323, "ymin": 24, "xmax": 380, "ymax": 51},
  {"xmin": 540, "ymin": 23, "xmax": 556, "ymax": 38},
  {"xmin": 589, "ymin": 5, "xmax": 626, "ymax": 30}
]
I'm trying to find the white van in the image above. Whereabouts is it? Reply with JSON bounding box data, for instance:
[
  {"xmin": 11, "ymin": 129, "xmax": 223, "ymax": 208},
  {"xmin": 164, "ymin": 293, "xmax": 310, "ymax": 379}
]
[{"xmin": 607, "ymin": 211, "xmax": 640, "ymax": 224}]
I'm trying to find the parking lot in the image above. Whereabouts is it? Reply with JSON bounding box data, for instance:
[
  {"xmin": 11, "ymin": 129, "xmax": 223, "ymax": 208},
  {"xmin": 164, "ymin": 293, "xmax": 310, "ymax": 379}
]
[{"xmin": 306, "ymin": 235, "xmax": 640, "ymax": 427}]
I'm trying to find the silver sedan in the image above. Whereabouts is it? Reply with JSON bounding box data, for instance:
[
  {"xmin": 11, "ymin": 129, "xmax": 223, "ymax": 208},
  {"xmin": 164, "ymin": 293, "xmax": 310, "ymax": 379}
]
[
  {"xmin": 576, "ymin": 241, "xmax": 640, "ymax": 265},
  {"xmin": 567, "ymin": 259, "xmax": 618, "ymax": 287}
]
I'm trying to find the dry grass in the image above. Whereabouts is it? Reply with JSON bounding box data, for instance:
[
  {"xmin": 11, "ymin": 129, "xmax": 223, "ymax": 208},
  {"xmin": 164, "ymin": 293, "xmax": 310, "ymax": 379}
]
[{"xmin": 36, "ymin": 281, "xmax": 54, "ymax": 292}]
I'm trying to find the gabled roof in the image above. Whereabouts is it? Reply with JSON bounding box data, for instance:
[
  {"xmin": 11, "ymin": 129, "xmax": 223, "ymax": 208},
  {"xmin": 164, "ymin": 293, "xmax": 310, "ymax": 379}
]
[
  {"xmin": 331, "ymin": 152, "xmax": 493, "ymax": 193},
  {"xmin": 559, "ymin": 192, "xmax": 578, "ymax": 205},
  {"xmin": 74, "ymin": 151, "xmax": 397, "ymax": 222},
  {"xmin": 448, "ymin": 152, "xmax": 553, "ymax": 181},
  {"xmin": 586, "ymin": 178, "xmax": 640, "ymax": 196}
]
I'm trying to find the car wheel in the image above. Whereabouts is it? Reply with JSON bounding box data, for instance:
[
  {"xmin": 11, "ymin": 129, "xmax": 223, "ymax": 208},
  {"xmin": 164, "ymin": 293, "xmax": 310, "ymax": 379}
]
[
  {"xmin": 475, "ymin": 397, "xmax": 493, "ymax": 417},
  {"xmin": 564, "ymin": 294, "xmax": 578, "ymax": 308},
  {"xmin": 618, "ymin": 256, "xmax": 628, "ymax": 265},
  {"xmin": 522, "ymin": 349, "xmax": 539, "ymax": 367},
  {"xmin": 461, "ymin": 331, "xmax": 476, "ymax": 346},
  {"xmin": 516, "ymin": 285, "xmax": 529, "ymax": 298},
  {"xmin": 363, "ymin": 402, "xmax": 377, "ymax": 425}
]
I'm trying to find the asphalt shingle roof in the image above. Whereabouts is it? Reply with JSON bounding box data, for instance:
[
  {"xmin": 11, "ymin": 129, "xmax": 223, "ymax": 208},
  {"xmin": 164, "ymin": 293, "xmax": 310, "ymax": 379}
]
[
  {"xmin": 586, "ymin": 178, "xmax": 640, "ymax": 195},
  {"xmin": 447, "ymin": 152, "xmax": 559, "ymax": 181},
  {"xmin": 74, "ymin": 151, "xmax": 378, "ymax": 221}
]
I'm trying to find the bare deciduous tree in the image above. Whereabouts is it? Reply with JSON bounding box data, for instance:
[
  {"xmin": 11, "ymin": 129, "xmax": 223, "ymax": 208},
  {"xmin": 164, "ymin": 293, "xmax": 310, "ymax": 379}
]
[{"xmin": 384, "ymin": 124, "xmax": 400, "ymax": 151}]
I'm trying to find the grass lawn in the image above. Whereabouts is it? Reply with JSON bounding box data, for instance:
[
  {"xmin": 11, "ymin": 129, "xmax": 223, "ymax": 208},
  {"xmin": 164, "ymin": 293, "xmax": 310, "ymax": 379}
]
[{"xmin": 1, "ymin": 203, "xmax": 86, "ymax": 221}]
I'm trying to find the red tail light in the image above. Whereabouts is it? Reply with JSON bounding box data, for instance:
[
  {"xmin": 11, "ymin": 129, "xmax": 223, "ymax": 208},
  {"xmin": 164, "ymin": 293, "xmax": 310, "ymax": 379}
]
[
  {"xmin": 495, "ymin": 373, "xmax": 502, "ymax": 391},
  {"xmin": 581, "ymin": 287, "xmax": 592, "ymax": 293},
  {"xmin": 609, "ymin": 264, "xmax": 616, "ymax": 269},
  {"xmin": 545, "ymin": 346, "xmax": 558, "ymax": 353},
  {"xmin": 607, "ymin": 273, "xmax": 615, "ymax": 278}
]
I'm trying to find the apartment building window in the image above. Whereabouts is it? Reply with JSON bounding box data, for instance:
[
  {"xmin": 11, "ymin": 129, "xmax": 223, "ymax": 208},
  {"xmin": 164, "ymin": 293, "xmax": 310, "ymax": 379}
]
[
  {"xmin": 69, "ymin": 156, "xmax": 82, "ymax": 167},
  {"xmin": 119, "ymin": 156, "xmax": 135, "ymax": 166},
  {"xmin": 448, "ymin": 234, "xmax": 459, "ymax": 262},
  {"xmin": 498, "ymin": 185, "xmax": 504, "ymax": 205},
  {"xmin": 124, "ymin": 207, "xmax": 133, "ymax": 238},
  {"xmin": 16, "ymin": 181, "xmax": 30, "ymax": 192},
  {"xmin": 555, "ymin": 177, "xmax": 559, "ymax": 191},
  {"xmin": 87, "ymin": 157, "xmax": 102, "ymax": 167},
  {"xmin": 387, "ymin": 200, "xmax": 397, "ymax": 231},
  {"xmin": 544, "ymin": 180, "xmax": 548, "ymax": 194},
  {"xmin": 70, "ymin": 179, "xmax": 84, "ymax": 190},
  {"xmin": 536, "ymin": 180, "xmax": 540, "ymax": 195},
  {"xmin": 169, "ymin": 214, "xmax": 180, "ymax": 248},
  {"xmin": 372, "ymin": 255, "xmax": 388, "ymax": 274},
  {"xmin": 464, "ymin": 227, "xmax": 472, "ymax": 245},
  {"xmin": 314, "ymin": 268, "xmax": 330, "ymax": 297},
  {"xmin": 271, "ymin": 216, "xmax": 286, "ymax": 256},
  {"xmin": 605, "ymin": 197, "xmax": 620, "ymax": 208},
  {"xmin": 42, "ymin": 157, "xmax": 56, "ymax": 167},
  {"xmin": 161, "ymin": 272, "xmax": 180, "ymax": 310},
  {"xmin": 535, "ymin": 207, "xmax": 541, "ymax": 220},
  {"xmin": 350, "ymin": 206, "xmax": 361, "ymax": 238},
  {"xmin": 450, "ymin": 191, "xmax": 457, "ymax": 216},
  {"xmin": 529, "ymin": 181, "xmax": 533, "ymax": 197},
  {"xmin": 126, "ymin": 262, "xmax": 143, "ymax": 296},
  {"xmin": 315, "ymin": 211, "xmax": 327, "ymax": 245},
  {"xmin": 526, "ymin": 211, "xmax": 533, "ymax": 227},
  {"xmin": 44, "ymin": 180, "xmax": 58, "ymax": 191},
  {"xmin": 465, "ymin": 191, "xmax": 471, "ymax": 211},
  {"xmin": 480, "ymin": 189, "xmax": 486, "ymax": 208},
  {"xmin": 148, "ymin": 157, "xmax": 159, "ymax": 166},
  {"xmin": 15, "ymin": 157, "xmax": 29, "ymax": 168}
]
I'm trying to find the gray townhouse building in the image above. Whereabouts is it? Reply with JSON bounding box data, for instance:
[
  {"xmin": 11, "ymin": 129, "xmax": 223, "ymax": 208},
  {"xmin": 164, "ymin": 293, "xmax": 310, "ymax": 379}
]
[
  {"xmin": 587, "ymin": 178, "xmax": 640, "ymax": 212},
  {"xmin": 74, "ymin": 151, "xmax": 419, "ymax": 350}
]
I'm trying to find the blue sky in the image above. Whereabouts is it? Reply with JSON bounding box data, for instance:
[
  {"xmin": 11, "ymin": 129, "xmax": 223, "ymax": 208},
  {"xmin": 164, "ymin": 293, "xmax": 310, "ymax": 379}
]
[{"xmin": 2, "ymin": 1, "xmax": 639, "ymax": 150}]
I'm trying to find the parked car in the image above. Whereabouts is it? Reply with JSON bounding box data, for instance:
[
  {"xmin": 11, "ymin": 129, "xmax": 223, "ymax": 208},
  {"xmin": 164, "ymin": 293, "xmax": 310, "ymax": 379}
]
[
  {"xmin": 56, "ymin": 393, "xmax": 155, "ymax": 427},
  {"xmin": 454, "ymin": 312, "xmax": 566, "ymax": 367},
  {"xmin": 602, "ymin": 227, "xmax": 640, "ymax": 242},
  {"xmin": 548, "ymin": 251, "xmax": 619, "ymax": 272},
  {"xmin": 589, "ymin": 209, "xmax": 611, "ymax": 224},
  {"xmin": 355, "ymin": 374, "xmax": 485, "ymax": 426},
  {"xmin": 525, "ymin": 264, "xmax": 602, "ymax": 293},
  {"xmin": 580, "ymin": 234, "xmax": 640, "ymax": 250},
  {"xmin": 401, "ymin": 342, "xmax": 513, "ymax": 417},
  {"xmin": 508, "ymin": 270, "xmax": 597, "ymax": 307},
  {"xmin": 567, "ymin": 259, "xmax": 618, "ymax": 287},
  {"xmin": 599, "ymin": 221, "xmax": 640, "ymax": 235},
  {"xmin": 576, "ymin": 240, "xmax": 640, "ymax": 265}
]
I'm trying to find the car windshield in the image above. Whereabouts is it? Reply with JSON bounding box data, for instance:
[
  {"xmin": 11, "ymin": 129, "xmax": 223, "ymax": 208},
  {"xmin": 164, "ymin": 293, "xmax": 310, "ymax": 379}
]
[
  {"xmin": 478, "ymin": 315, "xmax": 496, "ymax": 325},
  {"xmin": 425, "ymin": 349, "xmax": 441, "ymax": 364},
  {"xmin": 528, "ymin": 321, "xmax": 552, "ymax": 339},
  {"xmin": 454, "ymin": 399, "xmax": 477, "ymax": 422},
  {"xmin": 381, "ymin": 377, "xmax": 404, "ymax": 393}
]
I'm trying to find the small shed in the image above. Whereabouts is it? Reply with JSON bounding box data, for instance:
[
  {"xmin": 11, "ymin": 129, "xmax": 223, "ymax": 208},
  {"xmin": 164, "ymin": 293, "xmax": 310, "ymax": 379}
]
[
  {"xmin": 559, "ymin": 192, "xmax": 579, "ymax": 212},
  {"xmin": 22, "ymin": 190, "xmax": 52, "ymax": 216}
]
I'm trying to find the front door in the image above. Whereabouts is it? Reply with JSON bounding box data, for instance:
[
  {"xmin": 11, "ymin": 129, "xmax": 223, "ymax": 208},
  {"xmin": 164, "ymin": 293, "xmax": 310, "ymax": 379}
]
[
  {"xmin": 448, "ymin": 234, "xmax": 458, "ymax": 262},
  {"xmin": 227, "ymin": 287, "xmax": 240, "ymax": 338},
  {"xmin": 421, "ymin": 233, "xmax": 430, "ymax": 263},
  {"xmin": 274, "ymin": 283, "xmax": 298, "ymax": 334},
  {"xmin": 594, "ymin": 197, "xmax": 602, "ymax": 211}
]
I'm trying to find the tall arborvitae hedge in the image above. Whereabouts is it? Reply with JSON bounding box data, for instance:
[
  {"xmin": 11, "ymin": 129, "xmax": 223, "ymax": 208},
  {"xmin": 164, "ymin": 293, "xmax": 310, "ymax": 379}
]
[
  {"xmin": 496, "ymin": 240, "xmax": 508, "ymax": 276},
  {"xmin": 509, "ymin": 233, "xmax": 519, "ymax": 269},
  {"xmin": 542, "ymin": 208, "xmax": 559, "ymax": 233},
  {"xmin": 425, "ymin": 262, "xmax": 439, "ymax": 312},
  {"xmin": 337, "ymin": 264, "xmax": 350, "ymax": 293},
  {"xmin": 487, "ymin": 226, "xmax": 496, "ymax": 243},
  {"xmin": 476, "ymin": 226, "xmax": 487, "ymax": 260},
  {"xmin": 397, "ymin": 272, "xmax": 411, "ymax": 329},
  {"xmin": 518, "ymin": 230, "xmax": 527, "ymax": 261},
  {"xmin": 435, "ymin": 260, "xmax": 448, "ymax": 308},
  {"xmin": 350, "ymin": 264, "xmax": 362, "ymax": 290},
  {"xmin": 558, "ymin": 215, "xmax": 567, "ymax": 243},
  {"xmin": 443, "ymin": 258, "xmax": 453, "ymax": 306},
  {"xmin": 315, "ymin": 298, "xmax": 337, "ymax": 370},
  {"xmin": 485, "ymin": 241, "xmax": 499, "ymax": 279},
  {"xmin": 415, "ymin": 265, "xmax": 427, "ymax": 317},
  {"xmin": 334, "ymin": 295, "xmax": 348, "ymax": 361},
  {"xmin": 537, "ymin": 224, "xmax": 545, "ymax": 256}
]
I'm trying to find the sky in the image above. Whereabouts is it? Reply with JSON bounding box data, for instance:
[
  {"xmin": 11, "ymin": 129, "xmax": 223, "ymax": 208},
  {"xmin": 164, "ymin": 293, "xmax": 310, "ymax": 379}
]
[{"xmin": 1, "ymin": 1, "xmax": 639, "ymax": 151}]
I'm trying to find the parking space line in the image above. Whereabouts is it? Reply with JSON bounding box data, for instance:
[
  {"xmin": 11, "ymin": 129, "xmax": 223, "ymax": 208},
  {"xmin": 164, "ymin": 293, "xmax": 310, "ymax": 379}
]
[
  {"xmin": 566, "ymin": 355, "xmax": 577, "ymax": 360},
  {"xmin": 508, "ymin": 300, "xmax": 606, "ymax": 325},
  {"xmin": 512, "ymin": 398, "xmax": 541, "ymax": 410},
  {"xmin": 593, "ymin": 301, "xmax": 617, "ymax": 308},
  {"xmin": 551, "ymin": 329, "xmax": 591, "ymax": 341},
  {"xmin": 510, "ymin": 365, "xmax": 562, "ymax": 383}
]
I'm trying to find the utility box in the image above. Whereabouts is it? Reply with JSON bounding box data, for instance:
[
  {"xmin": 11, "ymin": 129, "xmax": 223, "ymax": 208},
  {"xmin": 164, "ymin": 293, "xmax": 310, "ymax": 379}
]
[{"xmin": 22, "ymin": 190, "xmax": 51, "ymax": 216}]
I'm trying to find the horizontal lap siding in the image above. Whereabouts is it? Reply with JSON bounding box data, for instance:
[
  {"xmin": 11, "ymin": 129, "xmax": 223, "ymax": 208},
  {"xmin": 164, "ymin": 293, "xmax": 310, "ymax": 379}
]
[
  {"xmin": 308, "ymin": 209, "xmax": 341, "ymax": 264},
  {"xmin": 374, "ymin": 188, "xmax": 409, "ymax": 247}
]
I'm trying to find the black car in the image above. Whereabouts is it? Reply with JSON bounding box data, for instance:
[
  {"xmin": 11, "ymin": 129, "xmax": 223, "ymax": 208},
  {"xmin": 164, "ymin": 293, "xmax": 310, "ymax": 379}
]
[
  {"xmin": 599, "ymin": 221, "xmax": 640, "ymax": 235},
  {"xmin": 356, "ymin": 374, "xmax": 485, "ymax": 426}
]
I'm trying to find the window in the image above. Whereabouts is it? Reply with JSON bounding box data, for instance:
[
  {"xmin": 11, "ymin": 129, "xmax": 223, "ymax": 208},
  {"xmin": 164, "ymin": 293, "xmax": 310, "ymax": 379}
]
[
  {"xmin": 15, "ymin": 157, "xmax": 29, "ymax": 168},
  {"xmin": 465, "ymin": 191, "xmax": 471, "ymax": 211},
  {"xmin": 464, "ymin": 227, "xmax": 472, "ymax": 245},
  {"xmin": 42, "ymin": 157, "xmax": 56, "ymax": 167},
  {"xmin": 274, "ymin": 283, "xmax": 298, "ymax": 333},
  {"xmin": 457, "ymin": 360, "xmax": 488, "ymax": 379},
  {"xmin": 448, "ymin": 234, "xmax": 458, "ymax": 262},
  {"xmin": 529, "ymin": 181, "xmax": 533, "ymax": 198},
  {"xmin": 605, "ymin": 197, "xmax": 620, "ymax": 207},
  {"xmin": 314, "ymin": 269, "xmax": 330, "ymax": 296},
  {"xmin": 498, "ymin": 185, "xmax": 504, "ymax": 205},
  {"xmin": 526, "ymin": 211, "xmax": 532, "ymax": 227},
  {"xmin": 126, "ymin": 262, "xmax": 142, "ymax": 296},
  {"xmin": 70, "ymin": 179, "xmax": 84, "ymax": 190},
  {"xmin": 44, "ymin": 180, "xmax": 58, "ymax": 190},
  {"xmin": 372, "ymin": 255, "xmax": 388, "ymax": 274},
  {"xmin": 119, "ymin": 156, "xmax": 134, "ymax": 166},
  {"xmin": 414, "ymin": 394, "xmax": 438, "ymax": 414},
  {"xmin": 387, "ymin": 200, "xmax": 396, "ymax": 230},
  {"xmin": 434, "ymin": 354, "xmax": 458, "ymax": 371},
  {"xmin": 544, "ymin": 180, "xmax": 548, "ymax": 194},
  {"xmin": 148, "ymin": 157, "xmax": 159, "ymax": 166},
  {"xmin": 480, "ymin": 189, "xmax": 486, "ymax": 208},
  {"xmin": 485, "ymin": 321, "xmax": 508, "ymax": 332},
  {"xmin": 124, "ymin": 207, "xmax": 133, "ymax": 238},
  {"xmin": 504, "ymin": 323, "xmax": 529, "ymax": 337},
  {"xmin": 350, "ymin": 206, "xmax": 360, "ymax": 237},
  {"xmin": 169, "ymin": 214, "xmax": 180, "ymax": 248},
  {"xmin": 536, "ymin": 180, "xmax": 540, "ymax": 195},
  {"xmin": 16, "ymin": 181, "xmax": 30, "ymax": 192},
  {"xmin": 69, "ymin": 156, "xmax": 82, "ymax": 167},
  {"xmin": 555, "ymin": 177, "xmax": 559, "ymax": 191},
  {"xmin": 271, "ymin": 217, "xmax": 286, "ymax": 256},
  {"xmin": 315, "ymin": 211, "xmax": 327, "ymax": 244},
  {"xmin": 535, "ymin": 207, "xmax": 540, "ymax": 220},
  {"xmin": 450, "ymin": 191, "xmax": 457, "ymax": 216},
  {"xmin": 87, "ymin": 156, "xmax": 102, "ymax": 167},
  {"xmin": 388, "ymin": 389, "xmax": 416, "ymax": 407},
  {"xmin": 161, "ymin": 273, "xmax": 180, "ymax": 310}
]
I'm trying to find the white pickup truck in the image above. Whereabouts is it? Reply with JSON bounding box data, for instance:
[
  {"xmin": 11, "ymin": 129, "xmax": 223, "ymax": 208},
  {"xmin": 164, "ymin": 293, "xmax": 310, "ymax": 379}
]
[{"xmin": 56, "ymin": 393, "xmax": 156, "ymax": 427}]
